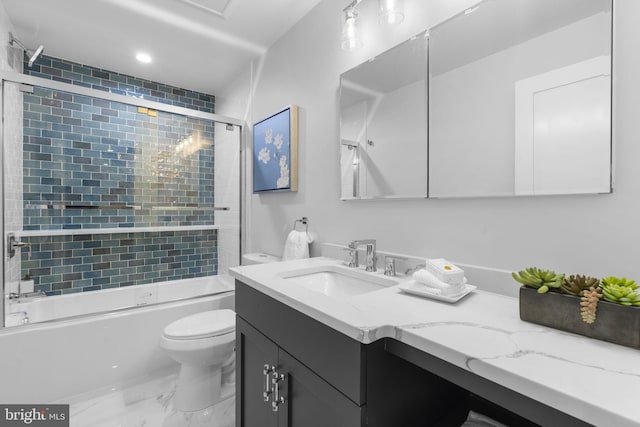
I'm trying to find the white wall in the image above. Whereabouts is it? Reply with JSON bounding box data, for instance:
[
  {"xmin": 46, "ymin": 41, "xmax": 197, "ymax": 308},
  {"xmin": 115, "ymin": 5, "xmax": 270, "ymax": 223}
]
[{"xmin": 217, "ymin": 0, "xmax": 640, "ymax": 282}]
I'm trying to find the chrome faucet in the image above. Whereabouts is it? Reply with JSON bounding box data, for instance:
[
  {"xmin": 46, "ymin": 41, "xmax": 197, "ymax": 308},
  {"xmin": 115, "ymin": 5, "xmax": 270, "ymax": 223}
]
[
  {"xmin": 347, "ymin": 239, "xmax": 377, "ymax": 272},
  {"xmin": 384, "ymin": 255, "xmax": 408, "ymax": 277}
]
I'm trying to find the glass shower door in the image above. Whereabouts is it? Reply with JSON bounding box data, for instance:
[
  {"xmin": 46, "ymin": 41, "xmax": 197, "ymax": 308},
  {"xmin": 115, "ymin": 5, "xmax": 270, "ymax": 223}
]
[{"xmin": 2, "ymin": 79, "xmax": 241, "ymax": 327}]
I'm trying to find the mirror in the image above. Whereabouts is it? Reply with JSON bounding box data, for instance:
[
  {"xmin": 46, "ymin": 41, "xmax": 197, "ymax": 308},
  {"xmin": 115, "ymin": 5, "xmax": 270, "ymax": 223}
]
[
  {"xmin": 428, "ymin": 0, "xmax": 612, "ymax": 197},
  {"xmin": 339, "ymin": 32, "xmax": 428, "ymax": 200}
]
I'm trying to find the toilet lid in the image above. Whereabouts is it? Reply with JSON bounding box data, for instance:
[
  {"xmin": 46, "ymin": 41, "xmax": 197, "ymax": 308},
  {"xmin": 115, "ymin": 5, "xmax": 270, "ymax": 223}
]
[{"xmin": 163, "ymin": 309, "xmax": 235, "ymax": 340}]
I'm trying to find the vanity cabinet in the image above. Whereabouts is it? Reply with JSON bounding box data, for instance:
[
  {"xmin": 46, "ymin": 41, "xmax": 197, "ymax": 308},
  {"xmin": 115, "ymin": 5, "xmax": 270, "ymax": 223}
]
[
  {"xmin": 235, "ymin": 280, "xmax": 592, "ymax": 427},
  {"xmin": 236, "ymin": 280, "xmax": 465, "ymax": 427},
  {"xmin": 237, "ymin": 317, "xmax": 363, "ymax": 426},
  {"xmin": 236, "ymin": 279, "xmax": 365, "ymax": 427}
]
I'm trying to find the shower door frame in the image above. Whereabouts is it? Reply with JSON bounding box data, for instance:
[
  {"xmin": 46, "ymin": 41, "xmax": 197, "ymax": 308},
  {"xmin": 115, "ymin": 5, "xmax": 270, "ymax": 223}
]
[{"xmin": 0, "ymin": 71, "xmax": 246, "ymax": 328}]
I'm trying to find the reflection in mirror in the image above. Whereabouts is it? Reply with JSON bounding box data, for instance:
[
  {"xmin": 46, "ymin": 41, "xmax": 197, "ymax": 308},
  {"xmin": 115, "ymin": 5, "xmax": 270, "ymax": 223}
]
[
  {"xmin": 340, "ymin": 32, "xmax": 428, "ymax": 200},
  {"xmin": 428, "ymin": 0, "xmax": 612, "ymax": 198}
]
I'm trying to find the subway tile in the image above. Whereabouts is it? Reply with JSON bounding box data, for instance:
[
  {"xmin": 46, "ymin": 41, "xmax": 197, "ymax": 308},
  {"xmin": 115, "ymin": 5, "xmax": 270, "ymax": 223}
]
[
  {"xmin": 92, "ymin": 277, "xmax": 111, "ymax": 286},
  {"xmin": 22, "ymin": 56, "xmax": 218, "ymax": 292}
]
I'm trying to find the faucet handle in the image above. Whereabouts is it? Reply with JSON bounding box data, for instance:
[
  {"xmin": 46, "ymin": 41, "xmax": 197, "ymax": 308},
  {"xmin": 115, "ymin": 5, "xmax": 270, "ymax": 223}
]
[
  {"xmin": 343, "ymin": 247, "xmax": 358, "ymax": 268},
  {"xmin": 384, "ymin": 255, "xmax": 408, "ymax": 277}
]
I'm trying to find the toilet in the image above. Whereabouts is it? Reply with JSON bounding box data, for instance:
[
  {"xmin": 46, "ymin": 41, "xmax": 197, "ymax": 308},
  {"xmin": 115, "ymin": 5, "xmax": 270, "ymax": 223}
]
[
  {"xmin": 160, "ymin": 253, "xmax": 280, "ymax": 413},
  {"xmin": 241, "ymin": 252, "xmax": 281, "ymax": 265},
  {"xmin": 160, "ymin": 309, "xmax": 236, "ymax": 412}
]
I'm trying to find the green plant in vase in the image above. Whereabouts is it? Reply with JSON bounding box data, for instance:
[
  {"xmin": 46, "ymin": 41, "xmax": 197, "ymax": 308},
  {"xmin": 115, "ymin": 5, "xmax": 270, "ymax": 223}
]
[
  {"xmin": 599, "ymin": 277, "xmax": 640, "ymax": 306},
  {"xmin": 512, "ymin": 267, "xmax": 564, "ymax": 293},
  {"xmin": 515, "ymin": 267, "xmax": 640, "ymax": 347}
]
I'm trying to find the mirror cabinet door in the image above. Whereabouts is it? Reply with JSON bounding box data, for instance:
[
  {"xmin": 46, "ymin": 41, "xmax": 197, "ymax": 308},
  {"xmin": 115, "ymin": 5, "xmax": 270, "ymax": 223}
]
[
  {"xmin": 339, "ymin": 32, "xmax": 429, "ymax": 200},
  {"xmin": 428, "ymin": 0, "xmax": 612, "ymax": 198}
]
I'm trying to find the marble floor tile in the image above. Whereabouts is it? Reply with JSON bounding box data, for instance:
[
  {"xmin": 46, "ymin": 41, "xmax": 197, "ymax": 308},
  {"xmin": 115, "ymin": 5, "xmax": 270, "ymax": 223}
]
[{"xmin": 66, "ymin": 370, "xmax": 235, "ymax": 427}]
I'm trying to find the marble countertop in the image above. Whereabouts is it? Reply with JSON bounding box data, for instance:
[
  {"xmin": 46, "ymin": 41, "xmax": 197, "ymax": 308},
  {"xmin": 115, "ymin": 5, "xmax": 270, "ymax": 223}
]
[{"xmin": 230, "ymin": 257, "xmax": 640, "ymax": 427}]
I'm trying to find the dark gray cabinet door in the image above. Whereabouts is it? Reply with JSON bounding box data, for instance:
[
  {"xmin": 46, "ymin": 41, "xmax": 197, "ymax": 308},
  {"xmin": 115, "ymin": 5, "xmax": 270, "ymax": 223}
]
[
  {"xmin": 278, "ymin": 348, "xmax": 363, "ymax": 427},
  {"xmin": 237, "ymin": 316, "xmax": 278, "ymax": 427},
  {"xmin": 237, "ymin": 316, "xmax": 364, "ymax": 427}
]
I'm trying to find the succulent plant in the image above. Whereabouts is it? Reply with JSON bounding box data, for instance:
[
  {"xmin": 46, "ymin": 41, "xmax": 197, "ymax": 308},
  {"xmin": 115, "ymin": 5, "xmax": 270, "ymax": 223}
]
[
  {"xmin": 512, "ymin": 267, "xmax": 564, "ymax": 293},
  {"xmin": 599, "ymin": 276, "xmax": 640, "ymax": 306},
  {"xmin": 561, "ymin": 275, "xmax": 600, "ymax": 296},
  {"xmin": 580, "ymin": 286, "xmax": 602, "ymax": 324}
]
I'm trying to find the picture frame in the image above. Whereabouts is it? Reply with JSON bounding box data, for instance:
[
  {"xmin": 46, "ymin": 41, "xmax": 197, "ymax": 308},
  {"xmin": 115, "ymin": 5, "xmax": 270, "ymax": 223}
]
[{"xmin": 253, "ymin": 105, "xmax": 298, "ymax": 193}]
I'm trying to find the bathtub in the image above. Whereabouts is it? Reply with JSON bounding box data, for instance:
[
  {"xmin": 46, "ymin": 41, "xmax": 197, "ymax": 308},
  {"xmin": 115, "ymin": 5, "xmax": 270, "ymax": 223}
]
[
  {"xmin": 5, "ymin": 275, "xmax": 234, "ymax": 326},
  {"xmin": 0, "ymin": 275, "xmax": 235, "ymax": 404}
]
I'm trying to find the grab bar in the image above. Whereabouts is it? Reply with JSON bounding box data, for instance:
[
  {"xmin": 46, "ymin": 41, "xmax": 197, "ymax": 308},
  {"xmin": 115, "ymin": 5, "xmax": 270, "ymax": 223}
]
[
  {"xmin": 24, "ymin": 204, "xmax": 230, "ymax": 211},
  {"xmin": 24, "ymin": 204, "xmax": 141, "ymax": 210}
]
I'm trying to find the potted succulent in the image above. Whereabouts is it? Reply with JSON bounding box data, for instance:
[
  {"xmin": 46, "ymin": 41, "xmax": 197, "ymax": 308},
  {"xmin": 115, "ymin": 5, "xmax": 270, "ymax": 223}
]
[{"xmin": 513, "ymin": 268, "xmax": 640, "ymax": 349}]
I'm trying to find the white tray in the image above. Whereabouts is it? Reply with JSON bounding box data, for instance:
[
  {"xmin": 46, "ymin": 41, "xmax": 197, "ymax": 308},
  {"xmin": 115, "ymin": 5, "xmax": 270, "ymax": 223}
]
[{"xmin": 398, "ymin": 281, "xmax": 477, "ymax": 303}]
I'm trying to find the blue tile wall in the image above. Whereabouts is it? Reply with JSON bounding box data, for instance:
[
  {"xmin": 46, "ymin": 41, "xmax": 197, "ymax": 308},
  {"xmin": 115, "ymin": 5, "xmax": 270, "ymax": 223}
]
[
  {"xmin": 21, "ymin": 57, "xmax": 219, "ymax": 293},
  {"xmin": 21, "ymin": 230, "xmax": 217, "ymax": 295},
  {"xmin": 23, "ymin": 86, "xmax": 215, "ymax": 230},
  {"xmin": 25, "ymin": 55, "xmax": 215, "ymax": 113}
]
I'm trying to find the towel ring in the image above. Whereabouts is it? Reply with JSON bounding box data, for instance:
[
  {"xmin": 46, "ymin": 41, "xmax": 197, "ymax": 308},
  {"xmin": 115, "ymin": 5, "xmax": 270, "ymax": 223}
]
[{"xmin": 293, "ymin": 217, "xmax": 309, "ymax": 232}]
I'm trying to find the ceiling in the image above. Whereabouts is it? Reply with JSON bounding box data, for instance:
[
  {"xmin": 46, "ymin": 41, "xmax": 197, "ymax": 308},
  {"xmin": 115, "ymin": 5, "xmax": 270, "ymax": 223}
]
[{"xmin": 1, "ymin": 0, "xmax": 323, "ymax": 95}]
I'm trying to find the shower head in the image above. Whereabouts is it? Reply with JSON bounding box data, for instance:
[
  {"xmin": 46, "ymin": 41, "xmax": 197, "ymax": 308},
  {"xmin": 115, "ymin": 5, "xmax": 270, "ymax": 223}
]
[
  {"xmin": 8, "ymin": 32, "xmax": 45, "ymax": 67},
  {"xmin": 28, "ymin": 45, "xmax": 44, "ymax": 67}
]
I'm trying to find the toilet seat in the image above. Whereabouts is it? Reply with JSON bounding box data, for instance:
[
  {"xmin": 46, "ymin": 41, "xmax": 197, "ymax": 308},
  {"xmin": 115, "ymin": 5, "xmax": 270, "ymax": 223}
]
[{"xmin": 163, "ymin": 309, "xmax": 235, "ymax": 340}]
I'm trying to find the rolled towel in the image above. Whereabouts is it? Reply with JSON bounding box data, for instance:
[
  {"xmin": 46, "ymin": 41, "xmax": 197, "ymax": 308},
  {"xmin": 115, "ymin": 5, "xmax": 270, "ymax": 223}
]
[
  {"xmin": 412, "ymin": 269, "xmax": 466, "ymax": 297},
  {"xmin": 425, "ymin": 258, "xmax": 465, "ymax": 285}
]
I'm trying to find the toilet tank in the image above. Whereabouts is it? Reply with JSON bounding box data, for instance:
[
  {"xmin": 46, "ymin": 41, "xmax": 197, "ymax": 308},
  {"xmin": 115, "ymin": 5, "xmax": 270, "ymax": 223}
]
[{"xmin": 241, "ymin": 253, "xmax": 281, "ymax": 265}]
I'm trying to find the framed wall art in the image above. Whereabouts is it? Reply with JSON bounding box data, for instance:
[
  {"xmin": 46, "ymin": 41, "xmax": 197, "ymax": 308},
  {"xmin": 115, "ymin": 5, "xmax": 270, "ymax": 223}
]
[{"xmin": 253, "ymin": 105, "xmax": 298, "ymax": 193}]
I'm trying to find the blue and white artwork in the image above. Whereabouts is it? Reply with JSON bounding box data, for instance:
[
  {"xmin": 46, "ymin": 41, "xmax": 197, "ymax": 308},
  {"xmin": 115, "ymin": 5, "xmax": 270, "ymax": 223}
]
[{"xmin": 253, "ymin": 107, "xmax": 294, "ymax": 192}]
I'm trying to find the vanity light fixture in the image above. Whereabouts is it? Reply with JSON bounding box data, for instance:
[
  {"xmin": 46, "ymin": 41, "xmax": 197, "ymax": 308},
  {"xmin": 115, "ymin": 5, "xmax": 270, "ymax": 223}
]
[
  {"xmin": 342, "ymin": 6, "xmax": 364, "ymax": 50},
  {"xmin": 341, "ymin": 0, "xmax": 405, "ymax": 50},
  {"xmin": 136, "ymin": 52, "xmax": 152, "ymax": 63},
  {"xmin": 378, "ymin": 0, "xmax": 404, "ymax": 25}
]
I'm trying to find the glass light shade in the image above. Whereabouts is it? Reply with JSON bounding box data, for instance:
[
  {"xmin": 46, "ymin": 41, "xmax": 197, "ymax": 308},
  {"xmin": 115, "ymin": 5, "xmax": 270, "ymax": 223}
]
[
  {"xmin": 379, "ymin": 0, "xmax": 404, "ymax": 25},
  {"xmin": 341, "ymin": 8, "xmax": 363, "ymax": 50}
]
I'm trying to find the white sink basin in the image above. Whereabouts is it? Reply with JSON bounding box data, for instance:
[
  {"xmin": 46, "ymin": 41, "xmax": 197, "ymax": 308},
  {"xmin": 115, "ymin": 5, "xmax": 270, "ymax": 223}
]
[{"xmin": 280, "ymin": 265, "xmax": 396, "ymax": 298}]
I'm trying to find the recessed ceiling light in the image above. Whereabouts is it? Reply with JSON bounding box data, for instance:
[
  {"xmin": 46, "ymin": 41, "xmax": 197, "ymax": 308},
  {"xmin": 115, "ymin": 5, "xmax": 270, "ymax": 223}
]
[{"xmin": 136, "ymin": 52, "xmax": 152, "ymax": 63}]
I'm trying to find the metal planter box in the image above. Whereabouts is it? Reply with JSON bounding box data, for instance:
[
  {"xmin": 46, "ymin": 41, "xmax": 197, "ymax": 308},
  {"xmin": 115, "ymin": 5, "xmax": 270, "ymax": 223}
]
[{"xmin": 519, "ymin": 286, "xmax": 640, "ymax": 349}]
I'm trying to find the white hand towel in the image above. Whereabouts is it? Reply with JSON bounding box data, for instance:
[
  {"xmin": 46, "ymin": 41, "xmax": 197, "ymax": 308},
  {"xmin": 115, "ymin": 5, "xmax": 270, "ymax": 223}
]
[
  {"xmin": 412, "ymin": 269, "xmax": 466, "ymax": 297},
  {"xmin": 282, "ymin": 230, "xmax": 313, "ymax": 261}
]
